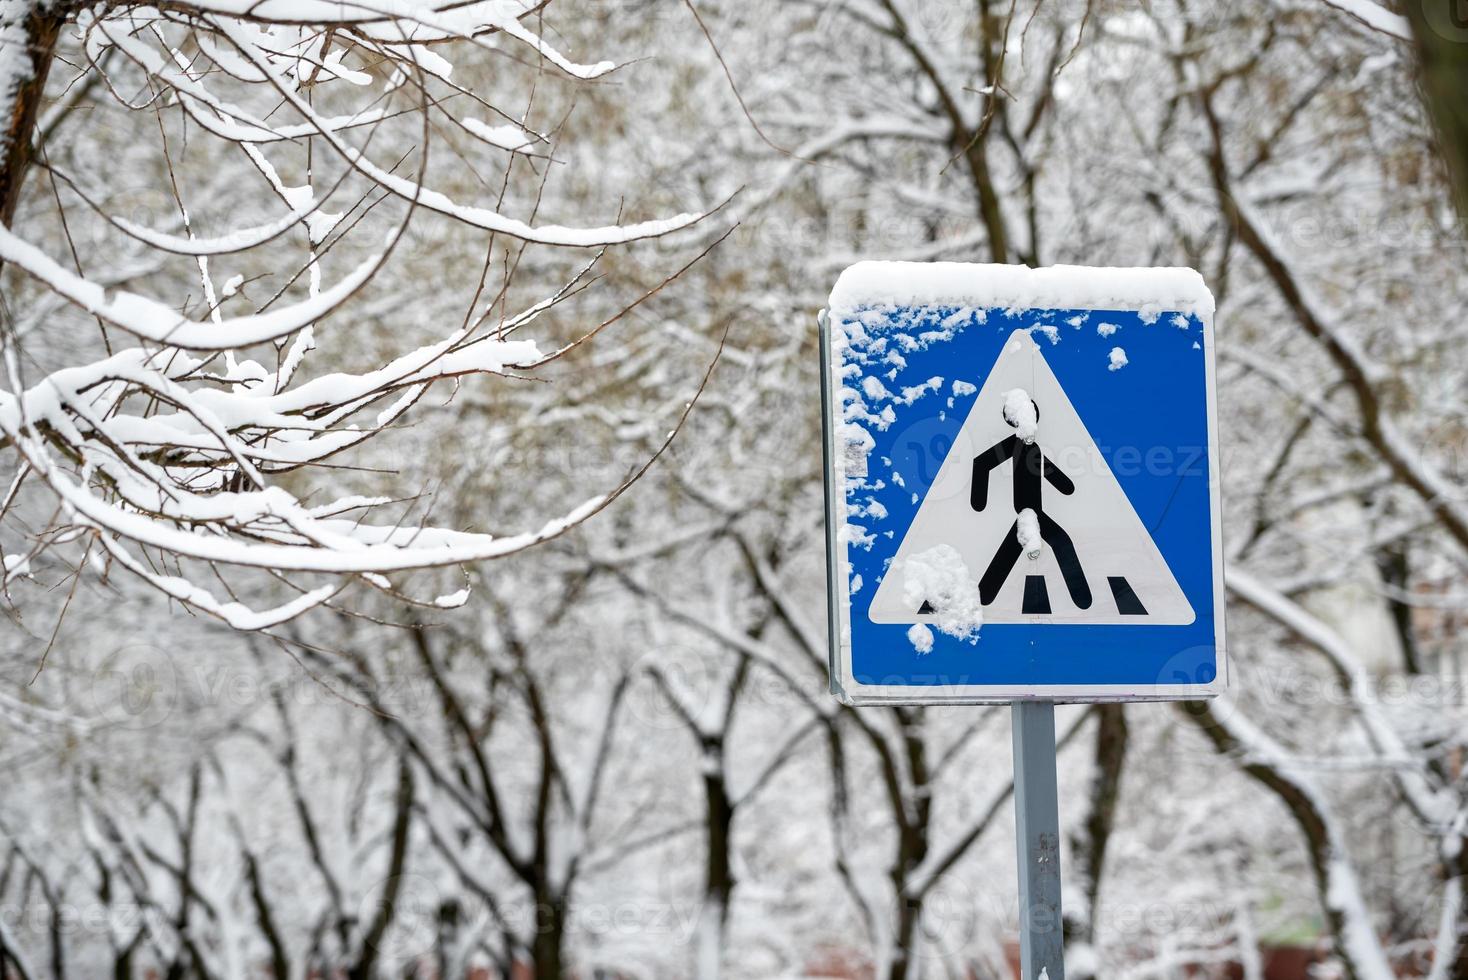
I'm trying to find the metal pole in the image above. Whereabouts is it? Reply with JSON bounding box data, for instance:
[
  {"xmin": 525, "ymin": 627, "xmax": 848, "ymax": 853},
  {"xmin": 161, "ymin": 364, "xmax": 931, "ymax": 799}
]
[{"xmin": 1012, "ymin": 700, "xmax": 1064, "ymax": 979}]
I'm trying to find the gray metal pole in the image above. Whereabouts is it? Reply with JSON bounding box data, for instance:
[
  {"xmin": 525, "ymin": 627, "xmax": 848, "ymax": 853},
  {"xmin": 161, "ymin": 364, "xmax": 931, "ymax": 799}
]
[{"xmin": 1012, "ymin": 700, "xmax": 1064, "ymax": 979}]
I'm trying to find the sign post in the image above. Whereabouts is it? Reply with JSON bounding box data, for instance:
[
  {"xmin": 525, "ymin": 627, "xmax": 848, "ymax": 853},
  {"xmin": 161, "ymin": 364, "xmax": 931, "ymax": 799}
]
[
  {"xmin": 1012, "ymin": 700, "xmax": 1064, "ymax": 979},
  {"xmin": 820, "ymin": 262, "xmax": 1226, "ymax": 975}
]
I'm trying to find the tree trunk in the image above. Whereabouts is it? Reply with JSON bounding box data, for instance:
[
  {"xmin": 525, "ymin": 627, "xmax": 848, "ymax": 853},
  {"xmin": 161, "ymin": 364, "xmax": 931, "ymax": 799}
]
[
  {"xmin": 884, "ymin": 888, "xmax": 921, "ymax": 980},
  {"xmin": 349, "ymin": 756, "xmax": 414, "ymax": 980},
  {"xmin": 697, "ymin": 766, "xmax": 734, "ymax": 980},
  {"xmin": 1065, "ymin": 704, "xmax": 1128, "ymax": 978},
  {"xmin": 1406, "ymin": 2, "xmax": 1468, "ymax": 228},
  {"xmin": 882, "ymin": 714, "xmax": 932, "ymax": 980},
  {"xmin": 532, "ymin": 892, "xmax": 566, "ymax": 980},
  {"xmin": 0, "ymin": 2, "xmax": 65, "ymax": 227},
  {"xmin": 972, "ymin": 0, "xmax": 1011, "ymax": 265}
]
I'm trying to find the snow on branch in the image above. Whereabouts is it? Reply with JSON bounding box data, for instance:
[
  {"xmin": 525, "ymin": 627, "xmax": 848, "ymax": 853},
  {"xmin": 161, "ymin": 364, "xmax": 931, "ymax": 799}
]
[
  {"xmin": 1317, "ymin": 0, "xmax": 1412, "ymax": 42},
  {"xmin": 0, "ymin": 224, "xmax": 386, "ymax": 349},
  {"xmin": 1182, "ymin": 698, "xmax": 1397, "ymax": 980},
  {"xmin": 1201, "ymin": 92, "xmax": 1468, "ymax": 552},
  {"xmin": 1228, "ymin": 568, "xmax": 1454, "ymax": 828},
  {"xmin": 0, "ymin": 0, "xmax": 719, "ymax": 630}
]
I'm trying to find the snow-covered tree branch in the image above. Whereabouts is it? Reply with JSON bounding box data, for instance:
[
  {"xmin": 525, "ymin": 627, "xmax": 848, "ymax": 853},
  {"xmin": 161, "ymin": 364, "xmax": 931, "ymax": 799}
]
[{"xmin": 0, "ymin": 0, "xmax": 712, "ymax": 630}]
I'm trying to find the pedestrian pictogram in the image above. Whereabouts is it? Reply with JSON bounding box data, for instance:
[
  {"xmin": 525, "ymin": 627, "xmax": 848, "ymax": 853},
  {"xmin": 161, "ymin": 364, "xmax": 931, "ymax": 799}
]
[{"xmin": 972, "ymin": 392, "xmax": 1088, "ymax": 610}]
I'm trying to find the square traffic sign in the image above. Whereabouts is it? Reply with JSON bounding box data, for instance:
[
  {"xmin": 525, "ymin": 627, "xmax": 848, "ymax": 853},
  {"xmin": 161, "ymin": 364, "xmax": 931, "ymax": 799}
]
[{"xmin": 821, "ymin": 262, "xmax": 1226, "ymax": 704}]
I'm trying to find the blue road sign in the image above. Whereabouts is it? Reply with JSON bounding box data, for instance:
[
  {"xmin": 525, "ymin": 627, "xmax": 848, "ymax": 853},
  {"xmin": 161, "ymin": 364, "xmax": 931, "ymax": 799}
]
[{"xmin": 821, "ymin": 262, "xmax": 1225, "ymax": 703}]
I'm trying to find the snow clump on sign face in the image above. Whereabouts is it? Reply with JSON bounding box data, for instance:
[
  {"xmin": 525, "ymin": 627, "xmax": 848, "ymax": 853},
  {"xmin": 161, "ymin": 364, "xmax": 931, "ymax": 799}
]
[
  {"xmin": 901, "ymin": 545, "xmax": 983, "ymax": 649},
  {"xmin": 1003, "ymin": 388, "xmax": 1038, "ymax": 443},
  {"xmin": 907, "ymin": 623, "xmax": 934, "ymax": 653},
  {"xmin": 1016, "ymin": 508, "xmax": 1043, "ymax": 559},
  {"xmin": 841, "ymin": 422, "xmax": 875, "ymax": 476},
  {"xmin": 1108, "ymin": 346, "xmax": 1129, "ymax": 371}
]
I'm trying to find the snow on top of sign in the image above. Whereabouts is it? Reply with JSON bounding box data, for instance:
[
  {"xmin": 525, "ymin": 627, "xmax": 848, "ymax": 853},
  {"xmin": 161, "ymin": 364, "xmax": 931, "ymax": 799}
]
[{"xmin": 827, "ymin": 261, "xmax": 1214, "ymax": 317}]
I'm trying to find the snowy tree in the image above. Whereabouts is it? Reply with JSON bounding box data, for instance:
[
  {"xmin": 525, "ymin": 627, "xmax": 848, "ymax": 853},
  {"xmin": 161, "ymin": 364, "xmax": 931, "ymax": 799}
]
[{"xmin": 0, "ymin": 1, "xmax": 712, "ymax": 631}]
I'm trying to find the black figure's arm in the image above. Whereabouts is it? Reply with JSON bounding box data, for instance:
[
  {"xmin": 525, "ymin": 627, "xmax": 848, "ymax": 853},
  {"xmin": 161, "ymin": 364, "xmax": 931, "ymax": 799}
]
[
  {"xmin": 971, "ymin": 435, "xmax": 1017, "ymax": 511},
  {"xmin": 1042, "ymin": 455, "xmax": 1075, "ymax": 495}
]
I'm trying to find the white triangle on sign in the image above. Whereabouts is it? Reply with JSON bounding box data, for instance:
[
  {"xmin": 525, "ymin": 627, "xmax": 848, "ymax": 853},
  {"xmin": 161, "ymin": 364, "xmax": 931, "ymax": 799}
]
[{"xmin": 868, "ymin": 329, "xmax": 1195, "ymax": 626}]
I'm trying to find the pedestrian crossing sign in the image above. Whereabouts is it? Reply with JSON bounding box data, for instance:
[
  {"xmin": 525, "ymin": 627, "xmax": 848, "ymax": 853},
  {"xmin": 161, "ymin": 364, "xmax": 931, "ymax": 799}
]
[{"xmin": 820, "ymin": 262, "xmax": 1226, "ymax": 704}]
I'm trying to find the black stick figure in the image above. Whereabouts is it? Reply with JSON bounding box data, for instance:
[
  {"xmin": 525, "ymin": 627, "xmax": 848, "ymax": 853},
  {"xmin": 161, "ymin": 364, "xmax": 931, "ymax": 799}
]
[{"xmin": 971, "ymin": 399, "xmax": 1092, "ymax": 608}]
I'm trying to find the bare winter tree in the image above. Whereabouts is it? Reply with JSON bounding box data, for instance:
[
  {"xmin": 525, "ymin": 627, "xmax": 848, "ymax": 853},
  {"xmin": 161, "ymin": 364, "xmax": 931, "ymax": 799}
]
[{"xmin": 0, "ymin": 1, "xmax": 712, "ymax": 631}]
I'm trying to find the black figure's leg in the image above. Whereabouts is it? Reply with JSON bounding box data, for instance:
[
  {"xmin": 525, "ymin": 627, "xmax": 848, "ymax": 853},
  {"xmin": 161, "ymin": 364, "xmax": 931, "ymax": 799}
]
[
  {"xmin": 1038, "ymin": 512, "xmax": 1092, "ymax": 609},
  {"xmin": 979, "ymin": 521, "xmax": 1023, "ymax": 605}
]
